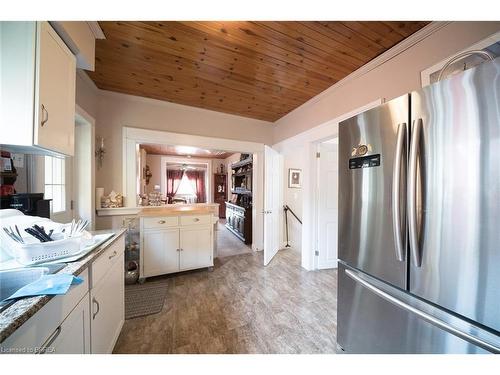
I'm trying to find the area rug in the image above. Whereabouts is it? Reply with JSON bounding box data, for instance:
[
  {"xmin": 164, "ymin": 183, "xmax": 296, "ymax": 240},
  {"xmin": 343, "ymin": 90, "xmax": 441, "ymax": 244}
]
[{"xmin": 124, "ymin": 279, "xmax": 169, "ymax": 319}]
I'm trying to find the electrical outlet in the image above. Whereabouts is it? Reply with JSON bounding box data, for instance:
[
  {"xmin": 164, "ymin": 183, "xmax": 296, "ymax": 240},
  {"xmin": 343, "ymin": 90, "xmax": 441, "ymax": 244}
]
[{"xmin": 11, "ymin": 153, "xmax": 24, "ymax": 168}]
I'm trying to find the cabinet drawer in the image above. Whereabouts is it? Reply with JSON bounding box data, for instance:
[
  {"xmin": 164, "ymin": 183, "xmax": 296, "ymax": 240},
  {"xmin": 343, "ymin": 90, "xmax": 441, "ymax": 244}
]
[
  {"xmin": 143, "ymin": 216, "xmax": 178, "ymax": 229},
  {"xmin": 91, "ymin": 235, "xmax": 125, "ymax": 289},
  {"xmin": 180, "ymin": 215, "xmax": 211, "ymax": 226}
]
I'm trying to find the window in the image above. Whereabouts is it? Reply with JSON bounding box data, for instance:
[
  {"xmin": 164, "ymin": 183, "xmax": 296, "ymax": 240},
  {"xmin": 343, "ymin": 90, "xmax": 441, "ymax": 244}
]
[
  {"xmin": 44, "ymin": 156, "xmax": 66, "ymax": 213},
  {"xmin": 176, "ymin": 173, "xmax": 196, "ymax": 196}
]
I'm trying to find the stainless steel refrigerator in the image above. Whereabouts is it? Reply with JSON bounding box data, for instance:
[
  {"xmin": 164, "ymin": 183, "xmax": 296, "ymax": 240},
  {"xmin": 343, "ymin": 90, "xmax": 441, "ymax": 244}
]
[{"xmin": 337, "ymin": 57, "xmax": 500, "ymax": 354}]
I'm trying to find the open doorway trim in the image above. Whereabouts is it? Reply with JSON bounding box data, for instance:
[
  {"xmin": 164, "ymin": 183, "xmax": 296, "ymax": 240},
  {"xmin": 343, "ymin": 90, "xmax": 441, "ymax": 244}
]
[
  {"xmin": 122, "ymin": 126, "xmax": 265, "ymax": 251},
  {"xmin": 74, "ymin": 104, "xmax": 96, "ymax": 229},
  {"xmin": 159, "ymin": 156, "xmax": 211, "ymax": 203},
  {"xmin": 273, "ymin": 99, "xmax": 382, "ymax": 270}
]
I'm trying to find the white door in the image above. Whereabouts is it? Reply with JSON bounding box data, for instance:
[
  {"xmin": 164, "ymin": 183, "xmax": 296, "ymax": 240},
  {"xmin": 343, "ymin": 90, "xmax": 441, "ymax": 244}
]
[
  {"xmin": 264, "ymin": 145, "xmax": 282, "ymax": 266},
  {"xmin": 179, "ymin": 227, "xmax": 213, "ymax": 270},
  {"xmin": 317, "ymin": 141, "xmax": 339, "ymax": 269},
  {"xmin": 143, "ymin": 229, "xmax": 179, "ymax": 277}
]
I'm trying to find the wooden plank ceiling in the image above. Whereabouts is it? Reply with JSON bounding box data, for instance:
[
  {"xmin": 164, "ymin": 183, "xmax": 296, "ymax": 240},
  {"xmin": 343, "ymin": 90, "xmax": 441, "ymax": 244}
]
[{"xmin": 89, "ymin": 21, "xmax": 429, "ymax": 122}]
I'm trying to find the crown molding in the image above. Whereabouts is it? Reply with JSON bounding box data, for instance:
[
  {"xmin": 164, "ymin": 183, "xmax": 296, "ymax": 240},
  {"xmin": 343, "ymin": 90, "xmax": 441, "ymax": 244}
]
[
  {"xmin": 275, "ymin": 21, "xmax": 450, "ymax": 125},
  {"xmin": 87, "ymin": 21, "xmax": 105, "ymax": 39}
]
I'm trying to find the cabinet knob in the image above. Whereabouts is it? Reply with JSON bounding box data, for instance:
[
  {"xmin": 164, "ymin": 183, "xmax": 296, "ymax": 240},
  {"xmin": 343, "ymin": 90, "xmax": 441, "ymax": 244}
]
[
  {"xmin": 193, "ymin": 218, "xmax": 200, "ymax": 222},
  {"xmin": 158, "ymin": 220, "xmax": 166, "ymax": 224}
]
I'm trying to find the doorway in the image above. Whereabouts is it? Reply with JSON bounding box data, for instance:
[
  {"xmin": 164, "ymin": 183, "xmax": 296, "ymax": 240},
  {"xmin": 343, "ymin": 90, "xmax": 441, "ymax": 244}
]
[
  {"xmin": 135, "ymin": 141, "xmax": 256, "ymax": 259},
  {"xmin": 72, "ymin": 106, "xmax": 95, "ymax": 229}
]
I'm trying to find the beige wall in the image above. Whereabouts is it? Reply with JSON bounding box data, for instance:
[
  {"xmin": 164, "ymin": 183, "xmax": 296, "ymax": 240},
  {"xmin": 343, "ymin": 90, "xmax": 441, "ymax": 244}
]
[
  {"xmin": 75, "ymin": 70, "xmax": 99, "ymax": 119},
  {"xmin": 282, "ymin": 149, "xmax": 304, "ymax": 250},
  {"xmin": 273, "ymin": 21, "xmax": 500, "ymax": 143},
  {"xmin": 273, "ymin": 21, "xmax": 500, "ymax": 269},
  {"xmin": 93, "ymin": 91, "xmax": 272, "ymax": 195}
]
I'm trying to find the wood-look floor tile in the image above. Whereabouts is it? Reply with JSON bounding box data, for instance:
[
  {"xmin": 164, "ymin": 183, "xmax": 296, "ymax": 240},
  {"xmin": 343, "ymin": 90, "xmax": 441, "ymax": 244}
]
[{"xmin": 113, "ymin": 249, "xmax": 337, "ymax": 354}]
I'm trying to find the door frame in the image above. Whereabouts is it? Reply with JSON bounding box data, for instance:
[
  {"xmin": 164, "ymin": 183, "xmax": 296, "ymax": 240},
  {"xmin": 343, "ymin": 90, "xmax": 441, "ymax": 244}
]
[
  {"xmin": 122, "ymin": 127, "xmax": 265, "ymax": 252},
  {"xmin": 274, "ymin": 99, "xmax": 382, "ymax": 270},
  {"xmin": 73, "ymin": 104, "xmax": 96, "ymax": 229},
  {"xmin": 159, "ymin": 155, "xmax": 212, "ymax": 202}
]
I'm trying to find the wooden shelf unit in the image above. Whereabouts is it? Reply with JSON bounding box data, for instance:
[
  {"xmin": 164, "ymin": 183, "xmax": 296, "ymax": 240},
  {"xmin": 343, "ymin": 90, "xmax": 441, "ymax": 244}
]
[{"xmin": 213, "ymin": 173, "xmax": 227, "ymax": 219}]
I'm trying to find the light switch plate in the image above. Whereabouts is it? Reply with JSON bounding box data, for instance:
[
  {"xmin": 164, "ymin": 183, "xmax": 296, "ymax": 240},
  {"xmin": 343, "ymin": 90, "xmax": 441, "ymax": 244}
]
[{"xmin": 11, "ymin": 153, "xmax": 24, "ymax": 168}]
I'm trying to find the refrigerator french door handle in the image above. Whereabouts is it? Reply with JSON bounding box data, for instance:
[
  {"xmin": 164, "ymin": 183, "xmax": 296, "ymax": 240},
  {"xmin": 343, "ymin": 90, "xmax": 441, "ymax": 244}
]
[
  {"xmin": 392, "ymin": 123, "xmax": 406, "ymax": 262},
  {"xmin": 408, "ymin": 118, "xmax": 423, "ymax": 267},
  {"xmin": 345, "ymin": 268, "xmax": 500, "ymax": 354}
]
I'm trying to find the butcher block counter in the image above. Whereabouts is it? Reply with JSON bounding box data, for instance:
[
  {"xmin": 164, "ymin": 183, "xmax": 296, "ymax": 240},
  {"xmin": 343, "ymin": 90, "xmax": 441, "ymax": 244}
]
[
  {"xmin": 138, "ymin": 204, "xmax": 217, "ymax": 281},
  {"xmin": 96, "ymin": 203, "xmax": 219, "ymax": 217},
  {"xmin": 137, "ymin": 204, "xmax": 218, "ymax": 217}
]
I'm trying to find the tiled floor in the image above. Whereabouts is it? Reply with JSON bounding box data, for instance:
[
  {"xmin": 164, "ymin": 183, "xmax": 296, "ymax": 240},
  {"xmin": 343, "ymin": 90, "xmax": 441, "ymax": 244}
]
[
  {"xmin": 113, "ymin": 248, "xmax": 338, "ymax": 354},
  {"xmin": 216, "ymin": 219, "xmax": 252, "ymax": 258}
]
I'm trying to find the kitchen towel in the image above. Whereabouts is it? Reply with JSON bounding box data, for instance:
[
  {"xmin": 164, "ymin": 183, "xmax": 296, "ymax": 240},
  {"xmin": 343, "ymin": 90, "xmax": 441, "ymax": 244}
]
[{"xmin": 4, "ymin": 274, "xmax": 83, "ymax": 301}]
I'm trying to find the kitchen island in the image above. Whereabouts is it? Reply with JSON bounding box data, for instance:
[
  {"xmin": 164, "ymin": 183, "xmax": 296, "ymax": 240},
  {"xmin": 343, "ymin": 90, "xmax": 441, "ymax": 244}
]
[{"xmin": 138, "ymin": 205, "xmax": 216, "ymax": 280}]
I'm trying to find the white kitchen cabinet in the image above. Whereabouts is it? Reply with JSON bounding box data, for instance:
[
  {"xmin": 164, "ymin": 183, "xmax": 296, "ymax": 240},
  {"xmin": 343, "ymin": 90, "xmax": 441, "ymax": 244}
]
[
  {"xmin": 1, "ymin": 269, "xmax": 89, "ymax": 353},
  {"xmin": 179, "ymin": 227, "xmax": 212, "ymax": 271},
  {"xmin": 140, "ymin": 214, "xmax": 214, "ymax": 278},
  {"xmin": 42, "ymin": 292, "xmax": 91, "ymax": 354},
  {"xmin": 143, "ymin": 228, "xmax": 180, "ymax": 277},
  {"xmin": 0, "ymin": 21, "xmax": 76, "ymax": 156},
  {"xmin": 50, "ymin": 21, "xmax": 98, "ymax": 71},
  {"xmin": 90, "ymin": 251, "xmax": 124, "ymax": 354}
]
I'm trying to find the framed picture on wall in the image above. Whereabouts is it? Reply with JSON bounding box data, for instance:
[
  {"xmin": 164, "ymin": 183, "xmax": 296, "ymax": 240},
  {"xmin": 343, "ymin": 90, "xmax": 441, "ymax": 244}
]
[{"xmin": 288, "ymin": 168, "xmax": 302, "ymax": 188}]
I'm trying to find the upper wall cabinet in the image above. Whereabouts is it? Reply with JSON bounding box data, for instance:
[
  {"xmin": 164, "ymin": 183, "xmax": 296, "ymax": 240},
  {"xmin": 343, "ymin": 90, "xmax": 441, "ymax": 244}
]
[
  {"xmin": 0, "ymin": 22, "xmax": 76, "ymax": 156},
  {"xmin": 50, "ymin": 21, "xmax": 101, "ymax": 71}
]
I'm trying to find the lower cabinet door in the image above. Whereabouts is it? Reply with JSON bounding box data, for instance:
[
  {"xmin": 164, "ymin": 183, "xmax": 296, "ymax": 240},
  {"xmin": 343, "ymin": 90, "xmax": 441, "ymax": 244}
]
[
  {"xmin": 143, "ymin": 228, "xmax": 179, "ymax": 277},
  {"xmin": 42, "ymin": 293, "xmax": 91, "ymax": 354},
  {"xmin": 90, "ymin": 254, "xmax": 124, "ymax": 354},
  {"xmin": 179, "ymin": 227, "xmax": 213, "ymax": 270}
]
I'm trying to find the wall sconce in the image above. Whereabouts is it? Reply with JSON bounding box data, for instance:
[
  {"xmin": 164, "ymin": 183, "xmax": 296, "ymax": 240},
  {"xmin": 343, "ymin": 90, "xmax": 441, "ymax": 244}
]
[
  {"xmin": 144, "ymin": 165, "xmax": 153, "ymax": 185},
  {"xmin": 95, "ymin": 137, "xmax": 105, "ymax": 169}
]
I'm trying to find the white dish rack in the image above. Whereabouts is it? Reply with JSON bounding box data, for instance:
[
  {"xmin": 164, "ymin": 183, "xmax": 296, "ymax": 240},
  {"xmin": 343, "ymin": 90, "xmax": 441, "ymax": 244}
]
[{"xmin": 14, "ymin": 233, "xmax": 88, "ymax": 265}]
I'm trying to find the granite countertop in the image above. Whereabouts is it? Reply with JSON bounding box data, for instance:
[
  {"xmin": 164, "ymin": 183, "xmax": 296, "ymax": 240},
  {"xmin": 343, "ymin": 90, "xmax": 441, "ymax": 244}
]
[{"xmin": 0, "ymin": 228, "xmax": 127, "ymax": 344}]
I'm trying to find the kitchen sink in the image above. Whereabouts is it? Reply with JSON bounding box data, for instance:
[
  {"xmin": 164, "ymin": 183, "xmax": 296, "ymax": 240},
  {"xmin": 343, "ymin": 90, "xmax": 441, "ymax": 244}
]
[{"xmin": 0, "ymin": 264, "xmax": 66, "ymax": 312}]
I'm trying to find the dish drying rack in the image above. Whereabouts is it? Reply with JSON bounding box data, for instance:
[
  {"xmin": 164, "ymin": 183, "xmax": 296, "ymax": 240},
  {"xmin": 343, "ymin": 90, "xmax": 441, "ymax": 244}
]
[{"xmin": 2, "ymin": 220, "xmax": 90, "ymax": 265}]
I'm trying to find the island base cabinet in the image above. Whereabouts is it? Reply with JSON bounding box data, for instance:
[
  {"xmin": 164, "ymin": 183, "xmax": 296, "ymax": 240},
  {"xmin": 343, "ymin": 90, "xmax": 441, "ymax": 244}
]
[
  {"xmin": 143, "ymin": 228, "xmax": 180, "ymax": 277},
  {"xmin": 180, "ymin": 227, "xmax": 213, "ymax": 271},
  {"xmin": 141, "ymin": 214, "xmax": 214, "ymax": 278},
  {"xmin": 43, "ymin": 293, "xmax": 91, "ymax": 354},
  {"xmin": 90, "ymin": 252, "xmax": 124, "ymax": 354}
]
